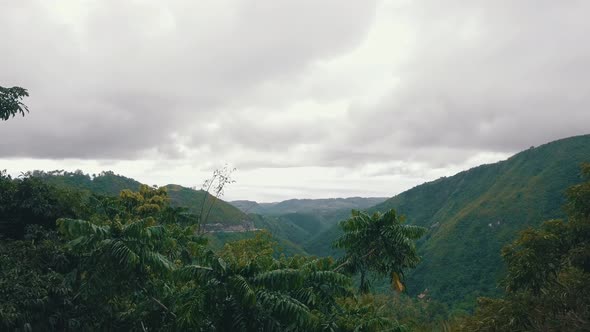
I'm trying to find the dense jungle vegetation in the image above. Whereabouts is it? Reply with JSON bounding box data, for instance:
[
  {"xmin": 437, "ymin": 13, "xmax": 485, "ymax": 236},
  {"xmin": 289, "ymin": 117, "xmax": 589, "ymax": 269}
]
[
  {"xmin": 2, "ymin": 162, "xmax": 589, "ymax": 331},
  {"xmin": 0, "ymin": 171, "xmax": 439, "ymax": 331},
  {"xmin": 2, "ymin": 87, "xmax": 590, "ymax": 330}
]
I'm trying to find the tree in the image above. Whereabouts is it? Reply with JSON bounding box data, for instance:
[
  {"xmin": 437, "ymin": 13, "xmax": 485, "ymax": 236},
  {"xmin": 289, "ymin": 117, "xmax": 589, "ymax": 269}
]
[
  {"xmin": 333, "ymin": 209, "xmax": 427, "ymax": 294},
  {"xmin": 174, "ymin": 232, "xmax": 353, "ymax": 331},
  {"xmin": 0, "ymin": 173, "xmax": 86, "ymax": 239},
  {"xmin": 54, "ymin": 185, "xmax": 195, "ymax": 330},
  {"xmin": 0, "ymin": 226, "xmax": 76, "ymax": 331},
  {"xmin": 0, "ymin": 86, "xmax": 29, "ymax": 120},
  {"xmin": 198, "ymin": 165, "xmax": 236, "ymax": 233}
]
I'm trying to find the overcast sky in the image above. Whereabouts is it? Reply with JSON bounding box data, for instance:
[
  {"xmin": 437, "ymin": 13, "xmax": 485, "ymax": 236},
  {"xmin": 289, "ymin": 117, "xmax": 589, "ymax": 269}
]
[{"xmin": 1, "ymin": 0, "xmax": 589, "ymax": 202}]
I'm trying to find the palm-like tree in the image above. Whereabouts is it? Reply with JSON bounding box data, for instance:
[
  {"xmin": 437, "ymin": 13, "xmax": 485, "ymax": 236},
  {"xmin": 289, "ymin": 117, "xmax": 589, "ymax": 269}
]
[
  {"xmin": 58, "ymin": 217, "xmax": 174, "ymax": 273},
  {"xmin": 333, "ymin": 209, "xmax": 427, "ymax": 294},
  {"xmin": 174, "ymin": 235, "xmax": 351, "ymax": 331},
  {"xmin": 57, "ymin": 217, "xmax": 177, "ymax": 329}
]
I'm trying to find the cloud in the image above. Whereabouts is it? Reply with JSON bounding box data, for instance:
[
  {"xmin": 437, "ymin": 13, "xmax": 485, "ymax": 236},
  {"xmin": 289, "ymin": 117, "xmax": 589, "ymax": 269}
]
[
  {"xmin": 0, "ymin": 0, "xmax": 377, "ymax": 159},
  {"xmin": 1, "ymin": 0, "xmax": 589, "ymax": 200},
  {"xmin": 344, "ymin": 0, "xmax": 590, "ymax": 158}
]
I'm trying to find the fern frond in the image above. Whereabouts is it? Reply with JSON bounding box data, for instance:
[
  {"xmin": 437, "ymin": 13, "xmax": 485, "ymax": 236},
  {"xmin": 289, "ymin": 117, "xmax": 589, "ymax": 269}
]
[
  {"xmin": 142, "ymin": 251, "xmax": 175, "ymax": 272},
  {"xmin": 253, "ymin": 269, "xmax": 302, "ymax": 290},
  {"xmin": 229, "ymin": 275, "xmax": 256, "ymax": 307},
  {"xmin": 57, "ymin": 218, "xmax": 109, "ymax": 239}
]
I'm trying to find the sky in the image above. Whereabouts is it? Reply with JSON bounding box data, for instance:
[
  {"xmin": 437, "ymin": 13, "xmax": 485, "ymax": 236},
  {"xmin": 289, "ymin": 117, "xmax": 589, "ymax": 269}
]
[{"xmin": 1, "ymin": 0, "xmax": 589, "ymax": 202}]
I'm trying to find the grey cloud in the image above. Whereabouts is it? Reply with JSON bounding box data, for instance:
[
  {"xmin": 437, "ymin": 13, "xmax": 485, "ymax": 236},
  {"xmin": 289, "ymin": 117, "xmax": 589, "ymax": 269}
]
[
  {"xmin": 344, "ymin": 0, "xmax": 590, "ymax": 159},
  {"xmin": 0, "ymin": 0, "xmax": 377, "ymax": 159},
  {"xmin": 185, "ymin": 0, "xmax": 590, "ymax": 171},
  {"xmin": 2, "ymin": 0, "xmax": 589, "ymax": 177}
]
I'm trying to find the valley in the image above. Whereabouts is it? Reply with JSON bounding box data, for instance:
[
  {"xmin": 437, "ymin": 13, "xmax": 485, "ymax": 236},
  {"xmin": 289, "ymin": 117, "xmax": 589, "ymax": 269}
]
[{"xmin": 26, "ymin": 134, "xmax": 590, "ymax": 310}]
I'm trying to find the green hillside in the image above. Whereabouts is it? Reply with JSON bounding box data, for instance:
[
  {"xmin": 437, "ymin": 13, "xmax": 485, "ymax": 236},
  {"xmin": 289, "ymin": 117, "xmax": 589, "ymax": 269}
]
[
  {"xmin": 308, "ymin": 134, "xmax": 590, "ymax": 308},
  {"xmin": 250, "ymin": 213, "xmax": 330, "ymax": 250},
  {"xmin": 164, "ymin": 184, "xmax": 247, "ymax": 225},
  {"xmin": 36, "ymin": 171, "xmax": 247, "ymax": 226},
  {"xmin": 377, "ymin": 134, "xmax": 590, "ymax": 307}
]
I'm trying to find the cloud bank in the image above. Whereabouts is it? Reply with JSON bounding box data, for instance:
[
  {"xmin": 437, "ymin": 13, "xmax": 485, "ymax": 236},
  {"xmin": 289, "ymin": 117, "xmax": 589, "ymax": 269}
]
[{"xmin": 1, "ymin": 0, "xmax": 588, "ymax": 200}]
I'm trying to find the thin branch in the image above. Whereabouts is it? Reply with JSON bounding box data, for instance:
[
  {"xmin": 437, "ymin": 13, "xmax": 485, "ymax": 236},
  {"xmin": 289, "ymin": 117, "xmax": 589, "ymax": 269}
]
[{"xmin": 140, "ymin": 286, "xmax": 177, "ymax": 318}]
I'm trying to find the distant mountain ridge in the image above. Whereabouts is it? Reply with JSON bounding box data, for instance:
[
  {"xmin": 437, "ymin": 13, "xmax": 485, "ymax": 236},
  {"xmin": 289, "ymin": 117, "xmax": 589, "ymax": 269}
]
[
  {"xmin": 306, "ymin": 134, "xmax": 590, "ymax": 308},
  {"xmin": 229, "ymin": 200, "xmax": 267, "ymax": 214},
  {"xmin": 230, "ymin": 197, "xmax": 388, "ymax": 216}
]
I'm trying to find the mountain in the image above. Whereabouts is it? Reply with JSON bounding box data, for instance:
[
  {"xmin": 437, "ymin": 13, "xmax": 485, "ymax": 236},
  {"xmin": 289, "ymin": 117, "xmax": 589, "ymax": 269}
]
[
  {"xmin": 231, "ymin": 197, "xmax": 388, "ymax": 216},
  {"xmin": 229, "ymin": 197, "xmax": 390, "ymax": 255},
  {"xmin": 307, "ymin": 134, "xmax": 590, "ymax": 308},
  {"xmin": 36, "ymin": 171, "xmax": 248, "ymax": 227},
  {"xmin": 229, "ymin": 200, "xmax": 268, "ymax": 214}
]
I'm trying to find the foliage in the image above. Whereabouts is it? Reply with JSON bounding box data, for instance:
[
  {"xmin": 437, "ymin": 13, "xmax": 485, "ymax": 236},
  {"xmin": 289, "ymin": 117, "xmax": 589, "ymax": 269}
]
[
  {"xmin": 208, "ymin": 228, "xmax": 308, "ymax": 257},
  {"xmin": 2, "ymin": 183, "xmax": 415, "ymax": 330},
  {"xmin": 0, "ymin": 171, "xmax": 88, "ymax": 238},
  {"xmin": 0, "ymin": 226, "xmax": 75, "ymax": 331},
  {"xmin": 173, "ymin": 233, "xmax": 355, "ymax": 331},
  {"xmin": 0, "ymin": 86, "xmax": 29, "ymax": 120},
  {"xmin": 336, "ymin": 295, "xmax": 407, "ymax": 332},
  {"xmin": 33, "ymin": 169, "xmax": 248, "ymax": 226},
  {"xmin": 460, "ymin": 163, "xmax": 590, "ymax": 331},
  {"xmin": 334, "ymin": 209, "xmax": 427, "ymax": 294},
  {"xmin": 53, "ymin": 185, "xmax": 197, "ymax": 330}
]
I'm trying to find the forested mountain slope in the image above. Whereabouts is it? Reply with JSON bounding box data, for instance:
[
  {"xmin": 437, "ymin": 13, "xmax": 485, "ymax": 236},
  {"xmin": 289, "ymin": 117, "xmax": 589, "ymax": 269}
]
[
  {"xmin": 377, "ymin": 134, "xmax": 590, "ymax": 307},
  {"xmin": 36, "ymin": 171, "xmax": 248, "ymax": 226},
  {"xmin": 308, "ymin": 134, "xmax": 590, "ymax": 308}
]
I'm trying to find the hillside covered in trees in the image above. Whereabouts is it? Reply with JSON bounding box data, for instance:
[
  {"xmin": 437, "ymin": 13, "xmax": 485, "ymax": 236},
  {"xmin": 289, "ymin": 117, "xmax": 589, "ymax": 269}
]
[
  {"xmin": 0, "ymin": 170, "xmax": 445, "ymax": 331},
  {"xmin": 231, "ymin": 197, "xmax": 388, "ymax": 216},
  {"xmin": 10, "ymin": 135, "xmax": 590, "ymax": 308},
  {"xmin": 305, "ymin": 134, "xmax": 590, "ymax": 308},
  {"xmin": 36, "ymin": 170, "xmax": 249, "ymax": 226}
]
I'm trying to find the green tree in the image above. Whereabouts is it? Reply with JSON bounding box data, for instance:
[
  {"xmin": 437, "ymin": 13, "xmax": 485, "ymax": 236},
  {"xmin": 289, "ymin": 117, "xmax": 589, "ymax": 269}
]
[
  {"xmin": 54, "ymin": 185, "xmax": 199, "ymax": 330},
  {"xmin": 0, "ymin": 86, "xmax": 29, "ymax": 120},
  {"xmin": 333, "ymin": 209, "xmax": 427, "ymax": 294},
  {"xmin": 0, "ymin": 226, "xmax": 76, "ymax": 331},
  {"xmin": 175, "ymin": 232, "xmax": 353, "ymax": 331},
  {"xmin": 0, "ymin": 172, "xmax": 86, "ymax": 239}
]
